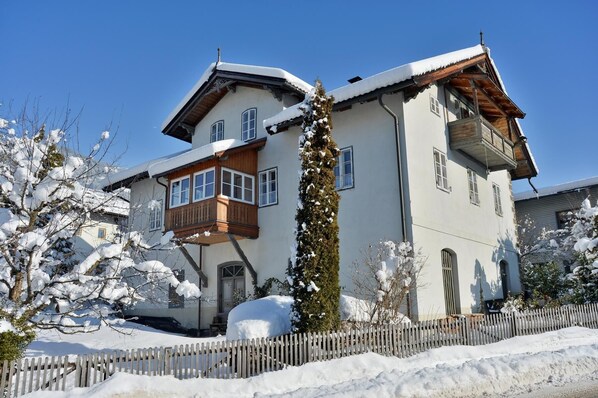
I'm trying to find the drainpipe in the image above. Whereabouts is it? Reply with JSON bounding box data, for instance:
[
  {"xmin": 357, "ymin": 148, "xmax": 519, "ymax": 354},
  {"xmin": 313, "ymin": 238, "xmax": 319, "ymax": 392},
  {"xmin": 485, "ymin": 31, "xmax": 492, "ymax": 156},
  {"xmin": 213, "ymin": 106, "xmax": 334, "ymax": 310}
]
[
  {"xmin": 378, "ymin": 94, "xmax": 411, "ymax": 319},
  {"xmin": 378, "ymin": 94, "xmax": 408, "ymax": 241}
]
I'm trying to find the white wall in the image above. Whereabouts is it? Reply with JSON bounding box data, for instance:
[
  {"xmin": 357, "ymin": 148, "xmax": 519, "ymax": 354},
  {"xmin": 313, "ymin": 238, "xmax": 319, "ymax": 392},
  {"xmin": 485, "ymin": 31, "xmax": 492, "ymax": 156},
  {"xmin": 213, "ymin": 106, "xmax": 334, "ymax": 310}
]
[
  {"xmin": 191, "ymin": 86, "xmax": 285, "ymax": 148},
  {"xmin": 402, "ymin": 84, "xmax": 520, "ymax": 318}
]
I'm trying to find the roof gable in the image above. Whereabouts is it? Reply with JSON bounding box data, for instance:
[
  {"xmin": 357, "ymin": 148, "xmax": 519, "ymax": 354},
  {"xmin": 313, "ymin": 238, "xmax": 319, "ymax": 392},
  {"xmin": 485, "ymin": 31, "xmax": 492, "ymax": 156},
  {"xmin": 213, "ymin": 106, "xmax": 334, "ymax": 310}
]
[{"xmin": 162, "ymin": 62, "xmax": 312, "ymax": 142}]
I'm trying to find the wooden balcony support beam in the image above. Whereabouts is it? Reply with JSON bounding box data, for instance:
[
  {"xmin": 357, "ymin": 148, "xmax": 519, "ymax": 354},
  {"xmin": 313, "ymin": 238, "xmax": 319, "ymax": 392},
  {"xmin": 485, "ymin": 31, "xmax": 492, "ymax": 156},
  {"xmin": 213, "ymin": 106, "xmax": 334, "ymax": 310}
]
[
  {"xmin": 227, "ymin": 233, "xmax": 258, "ymax": 286},
  {"xmin": 179, "ymin": 245, "xmax": 208, "ymax": 288}
]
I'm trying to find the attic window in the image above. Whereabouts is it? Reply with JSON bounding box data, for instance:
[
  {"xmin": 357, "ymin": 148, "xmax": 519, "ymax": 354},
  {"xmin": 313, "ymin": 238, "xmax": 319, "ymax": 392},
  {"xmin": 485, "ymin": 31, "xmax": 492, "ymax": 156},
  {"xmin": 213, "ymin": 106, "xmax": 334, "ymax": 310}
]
[
  {"xmin": 211, "ymin": 120, "xmax": 224, "ymax": 143},
  {"xmin": 242, "ymin": 108, "xmax": 257, "ymax": 141}
]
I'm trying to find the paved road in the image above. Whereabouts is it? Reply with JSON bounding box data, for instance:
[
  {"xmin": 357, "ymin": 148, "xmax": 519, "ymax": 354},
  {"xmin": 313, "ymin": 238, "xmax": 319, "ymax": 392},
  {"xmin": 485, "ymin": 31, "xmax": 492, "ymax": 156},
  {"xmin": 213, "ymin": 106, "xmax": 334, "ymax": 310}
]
[{"xmin": 516, "ymin": 379, "xmax": 598, "ymax": 397}]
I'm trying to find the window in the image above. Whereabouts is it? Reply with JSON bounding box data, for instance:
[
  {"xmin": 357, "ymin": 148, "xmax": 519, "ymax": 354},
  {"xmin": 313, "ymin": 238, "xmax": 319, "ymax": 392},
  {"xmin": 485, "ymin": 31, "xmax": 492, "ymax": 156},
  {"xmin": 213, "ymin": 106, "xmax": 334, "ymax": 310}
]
[
  {"xmin": 97, "ymin": 227, "xmax": 106, "ymax": 239},
  {"xmin": 259, "ymin": 168, "xmax": 278, "ymax": 207},
  {"xmin": 241, "ymin": 108, "xmax": 257, "ymax": 141},
  {"xmin": 433, "ymin": 149, "xmax": 449, "ymax": 191},
  {"xmin": 193, "ymin": 168, "xmax": 215, "ymax": 202},
  {"xmin": 170, "ymin": 177, "xmax": 190, "ymax": 208},
  {"xmin": 493, "ymin": 183, "xmax": 503, "ymax": 216},
  {"xmin": 467, "ymin": 169, "xmax": 480, "ymax": 205},
  {"xmin": 430, "ymin": 95, "xmax": 440, "ymax": 116},
  {"xmin": 149, "ymin": 199, "xmax": 163, "ymax": 231},
  {"xmin": 221, "ymin": 168, "xmax": 254, "ymax": 204},
  {"xmin": 334, "ymin": 147, "xmax": 354, "ymax": 190},
  {"xmin": 168, "ymin": 270, "xmax": 185, "ymax": 309},
  {"xmin": 210, "ymin": 120, "xmax": 224, "ymax": 143}
]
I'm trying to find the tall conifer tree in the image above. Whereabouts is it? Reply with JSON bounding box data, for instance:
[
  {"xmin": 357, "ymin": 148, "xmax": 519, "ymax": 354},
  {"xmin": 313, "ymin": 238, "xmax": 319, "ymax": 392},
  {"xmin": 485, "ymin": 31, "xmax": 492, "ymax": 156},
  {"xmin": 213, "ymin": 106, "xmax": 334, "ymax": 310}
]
[{"xmin": 290, "ymin": 81, "xmax": 340, "ymax": 332}]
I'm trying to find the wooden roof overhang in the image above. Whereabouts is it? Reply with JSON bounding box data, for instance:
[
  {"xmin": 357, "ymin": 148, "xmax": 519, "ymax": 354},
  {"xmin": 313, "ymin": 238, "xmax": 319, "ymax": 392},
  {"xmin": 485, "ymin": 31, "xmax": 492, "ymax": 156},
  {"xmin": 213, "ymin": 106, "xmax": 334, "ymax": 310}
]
[
  {"xmin": 163, "ymin": 70, "xmax": 307, "ymax": 143},
  {"xmin": 153, "ymin": 137, "xmax": 267, "ymax": 180}
]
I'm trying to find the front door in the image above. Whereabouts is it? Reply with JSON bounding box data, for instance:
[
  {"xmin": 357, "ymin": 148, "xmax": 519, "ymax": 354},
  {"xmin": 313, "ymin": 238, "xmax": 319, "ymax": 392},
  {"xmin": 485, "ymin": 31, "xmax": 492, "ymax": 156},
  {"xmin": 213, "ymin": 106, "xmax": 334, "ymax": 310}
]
[{"xmin": 219, "ymin": 263, "xmax": 245, "ymax": 314}]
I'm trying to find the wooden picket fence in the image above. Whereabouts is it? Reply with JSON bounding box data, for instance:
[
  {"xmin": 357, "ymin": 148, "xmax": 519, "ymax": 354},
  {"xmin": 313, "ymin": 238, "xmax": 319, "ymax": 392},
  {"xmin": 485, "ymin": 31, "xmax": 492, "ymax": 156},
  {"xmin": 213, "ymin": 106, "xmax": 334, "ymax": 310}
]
[{"xmin": 2, "ymin": 302, "xmax": 598, "ymax": 397}]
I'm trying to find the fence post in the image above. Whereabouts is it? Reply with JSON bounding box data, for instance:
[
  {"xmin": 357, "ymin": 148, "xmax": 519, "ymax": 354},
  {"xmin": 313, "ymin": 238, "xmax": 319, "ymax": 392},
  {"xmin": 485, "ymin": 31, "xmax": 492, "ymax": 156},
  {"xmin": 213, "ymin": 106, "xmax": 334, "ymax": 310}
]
[
  {"xmin": 164, "ymin": 348, "xmax": 171, "ymax": 376},
  {"xmin": 463, "ymin": 317, "xmax": 469, "ymax": 346},
  {"xmin": 510, "ymin": 313, "xmax": 518, "ymax": 337}
]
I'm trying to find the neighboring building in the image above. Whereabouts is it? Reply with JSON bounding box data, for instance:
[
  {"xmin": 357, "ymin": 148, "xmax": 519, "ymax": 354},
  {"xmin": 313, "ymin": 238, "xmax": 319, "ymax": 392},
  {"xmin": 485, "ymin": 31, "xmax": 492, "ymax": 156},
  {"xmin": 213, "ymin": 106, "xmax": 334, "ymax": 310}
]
[
  {"xmin": 104, "ymin": 44, "xmax": 537, "ymax": 331},
  {"xmin": 72, "ymin": 189, "xmax": 129, "ymax": 259},
  {"xmin": 514, "ymin": 176, "xmax": 598, "ymax": 271}
]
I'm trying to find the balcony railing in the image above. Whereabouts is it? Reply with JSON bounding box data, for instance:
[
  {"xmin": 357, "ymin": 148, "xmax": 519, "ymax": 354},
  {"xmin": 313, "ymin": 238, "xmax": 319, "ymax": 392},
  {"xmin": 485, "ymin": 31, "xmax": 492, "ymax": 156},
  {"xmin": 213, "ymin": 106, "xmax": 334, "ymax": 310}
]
[
  {"xmin": 448, "ymin": 115, "xmax": 517, "ymax": 171},
  {"xmin": 165, "ymin": 196, "xmax": 258, "ymax": 243}
]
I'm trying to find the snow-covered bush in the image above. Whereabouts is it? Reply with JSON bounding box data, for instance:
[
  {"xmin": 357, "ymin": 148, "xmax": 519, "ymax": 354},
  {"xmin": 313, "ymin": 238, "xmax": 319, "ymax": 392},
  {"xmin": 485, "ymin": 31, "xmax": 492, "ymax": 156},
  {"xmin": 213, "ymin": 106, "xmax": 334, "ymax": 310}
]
[
  {"xmin": 500, "ymin": 294, "xmax": 525, "ymax": 314},
  {"xmin": 520, "ymin": 261, "xmax": 568, "ymax": 305},
  {"xmin": 289, "ymin": 81, "xmax": 340, "ymax": 333},
  {"xmin": 352, "ymin": 240, "xmax": 423, "ymax": 325},
  {"xmin": 567, "ymin": 199, "xmax": 598, "ymax": 303},
  {"xmin": 0, "ymin": 115, "xmax": 199, "ymax": 357}
]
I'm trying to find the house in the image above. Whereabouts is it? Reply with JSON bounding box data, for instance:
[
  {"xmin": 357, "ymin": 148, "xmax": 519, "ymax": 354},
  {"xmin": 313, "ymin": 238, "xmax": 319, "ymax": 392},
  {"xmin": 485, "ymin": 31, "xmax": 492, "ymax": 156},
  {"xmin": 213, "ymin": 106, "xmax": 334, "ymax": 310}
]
[
  {"xmin": 72, "ymin": 189, "xmax": 129, "ymax": 259},
  {"xmin": 514, "ymin": 176, "xmax": 598, "ymax": 271},
  {"xmin": 103, "ymin": 44, "xmax": 537, "ymax": 331}
]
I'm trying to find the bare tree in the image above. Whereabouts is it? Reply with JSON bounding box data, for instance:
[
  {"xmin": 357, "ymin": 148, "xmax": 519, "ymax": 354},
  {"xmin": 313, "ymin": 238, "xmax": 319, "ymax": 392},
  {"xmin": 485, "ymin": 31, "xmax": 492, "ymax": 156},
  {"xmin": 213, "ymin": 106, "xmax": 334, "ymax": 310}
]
[{"xmin": 351, "ymin": 240, "xmax": 424, "ymax": 325}]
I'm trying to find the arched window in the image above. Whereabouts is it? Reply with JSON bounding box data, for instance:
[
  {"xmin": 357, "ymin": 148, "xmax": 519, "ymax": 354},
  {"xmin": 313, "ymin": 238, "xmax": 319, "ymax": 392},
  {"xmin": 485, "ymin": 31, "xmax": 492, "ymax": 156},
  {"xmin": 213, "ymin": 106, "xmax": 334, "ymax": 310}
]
[
  {"xmin": 499, "ymin": 260, "xmax": 510, "ymax": 299},
  {"xmin": 441, "ymin": 249, "xmax": 460, "ymax": 315}
]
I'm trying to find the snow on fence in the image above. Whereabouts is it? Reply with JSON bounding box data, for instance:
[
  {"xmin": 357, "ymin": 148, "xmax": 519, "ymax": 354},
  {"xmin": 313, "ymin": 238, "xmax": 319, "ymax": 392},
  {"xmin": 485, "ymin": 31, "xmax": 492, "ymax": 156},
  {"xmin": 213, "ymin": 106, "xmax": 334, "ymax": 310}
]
[{"xmin": 2, "ymin": 302, "xmax": 598, "ymax": 397}]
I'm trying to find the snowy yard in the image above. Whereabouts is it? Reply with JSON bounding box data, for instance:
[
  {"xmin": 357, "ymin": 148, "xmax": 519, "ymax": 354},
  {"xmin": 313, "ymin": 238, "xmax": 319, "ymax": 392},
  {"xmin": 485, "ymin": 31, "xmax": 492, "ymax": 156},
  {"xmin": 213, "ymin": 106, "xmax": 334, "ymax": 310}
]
[
  {"xmin": 25, "ymin": 321, "xmax": 224, "ymax": 358},
  {"xmin": 23, "ymin": 327, "xmax": 598, "ymax": 398}
]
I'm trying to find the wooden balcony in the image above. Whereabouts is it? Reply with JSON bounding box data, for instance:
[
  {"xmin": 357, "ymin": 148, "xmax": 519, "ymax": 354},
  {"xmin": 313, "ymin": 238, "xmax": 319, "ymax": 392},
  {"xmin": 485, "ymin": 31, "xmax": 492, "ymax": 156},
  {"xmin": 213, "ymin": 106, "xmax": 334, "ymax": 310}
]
[
  {"xmin": 165, "ymin": 196, "xmax": 258, "ymax": 244},
  {"xmin": 448, "ymin": 115, "xmax": 517, "ymax": 171}
]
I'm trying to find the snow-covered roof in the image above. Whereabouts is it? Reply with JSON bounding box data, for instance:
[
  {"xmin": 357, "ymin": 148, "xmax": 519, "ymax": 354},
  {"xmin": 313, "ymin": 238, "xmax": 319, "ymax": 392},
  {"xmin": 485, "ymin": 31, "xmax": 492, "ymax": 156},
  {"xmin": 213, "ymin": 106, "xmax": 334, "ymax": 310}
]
[
  {"xmin": 102, "ymin": 139, "xmax": 259, "ymax": 189},
  {"xmin": 514, "ymin": 176, "xmax": 598, "ymax": 201},
  {"xmin": 83, "ymin": 189, "xmax": 129, "ymax": 217},
  {"xmin": 162, "ymin": 62, "xmax": 313, "ymax": 131},
  {"xmin": 147, "ymin": 139, "xmax": 246, "ymax": 177},
  {"xmin": 264, "ymin": 45, "xmax": 486, "ymax": 130},
  {"xmin": 102, "ymin": 149, "xmax": 189, "ymax": 189}
]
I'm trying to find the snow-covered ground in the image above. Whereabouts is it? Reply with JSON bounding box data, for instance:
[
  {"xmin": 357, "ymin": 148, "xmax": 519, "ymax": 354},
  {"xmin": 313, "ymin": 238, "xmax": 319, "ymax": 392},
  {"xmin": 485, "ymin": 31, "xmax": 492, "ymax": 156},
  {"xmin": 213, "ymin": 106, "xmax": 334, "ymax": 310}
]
[
  {"xmin": 24, "ymin": 327, "xmax": 598, "ymax": 398},
  {"xmin": 25, "ymin": 321, "xmax": 224, "ymax": 358}
]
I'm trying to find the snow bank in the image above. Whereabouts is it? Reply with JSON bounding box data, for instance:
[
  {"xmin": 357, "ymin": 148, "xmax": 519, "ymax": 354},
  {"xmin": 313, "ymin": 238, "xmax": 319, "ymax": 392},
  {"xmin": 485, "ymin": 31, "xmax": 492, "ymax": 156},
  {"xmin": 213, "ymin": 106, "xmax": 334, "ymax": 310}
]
[
  {"xmin": 25, "ymin": 327, "xmax": 598, "ymax": 398},
  {"xmin": 226, "ymin": 295, "xmax": 292, "ymax": 340}
]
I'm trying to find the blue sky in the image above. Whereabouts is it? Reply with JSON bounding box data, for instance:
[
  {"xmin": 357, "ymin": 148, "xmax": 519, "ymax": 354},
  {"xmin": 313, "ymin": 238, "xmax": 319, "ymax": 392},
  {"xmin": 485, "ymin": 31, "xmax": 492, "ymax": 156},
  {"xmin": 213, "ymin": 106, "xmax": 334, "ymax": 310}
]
[{"xmin": 1, "ymin": 0, "xmax": 596, "ymax": 193}]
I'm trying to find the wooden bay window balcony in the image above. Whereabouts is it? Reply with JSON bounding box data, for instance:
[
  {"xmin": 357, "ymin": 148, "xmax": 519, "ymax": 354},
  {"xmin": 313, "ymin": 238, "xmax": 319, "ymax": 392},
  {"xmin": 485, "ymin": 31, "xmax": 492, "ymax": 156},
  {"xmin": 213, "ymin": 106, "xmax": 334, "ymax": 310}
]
[
  {"xmin": 160, "ymin": 138, "xmax": 266, "ymax": 245},
  {"xmin": 448, "ymin": 115, "xmax": 517, "ymax": 171}
]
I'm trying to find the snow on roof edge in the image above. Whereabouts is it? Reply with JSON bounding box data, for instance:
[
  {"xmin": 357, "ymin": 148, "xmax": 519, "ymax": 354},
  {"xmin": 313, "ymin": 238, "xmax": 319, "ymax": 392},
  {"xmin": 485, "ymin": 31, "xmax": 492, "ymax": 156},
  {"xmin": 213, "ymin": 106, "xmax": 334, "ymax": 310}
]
[
  {"xmin": 101, "ymin": 149, "xmax": 190, "ymax": 189},
  {"xmin": 264, "ymin": 44, "xmax": 485, "ymax": 130},
  {"xmin": 514, "ymin": 176, "xmax": 598, "ymax": 201},
  {"xmin": 147, "ymin": 139, "xmax": 246, "ymax": 177},
  {"xmin": 161, "ymin": 62, "xmax": 312, "ymax": 131}
]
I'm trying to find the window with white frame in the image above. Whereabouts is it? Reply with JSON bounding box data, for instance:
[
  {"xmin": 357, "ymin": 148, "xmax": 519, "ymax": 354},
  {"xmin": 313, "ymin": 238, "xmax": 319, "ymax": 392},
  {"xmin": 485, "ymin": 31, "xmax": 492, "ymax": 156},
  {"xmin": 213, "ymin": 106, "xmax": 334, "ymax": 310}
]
[
  {"xmin": 170, "ymin": 177, "xmax": 190, "ymax": 208},
  {"xmin": 222, "ymin": 168, "xmax": 254, "ymax": 204},
  {"xmin": 97, "ymin": 227, "xmax": 106, "ymax": 239},
  {"xmin": 467, "ymin": 169, "xmax": 480, "ymax": 205},
  {"xmin": 210, "ymin": 120, "xmax": 224, "ymax": 143},
  {"xmin": 430, "ymin": 95, "xmax": 440, "ymax": 116},
  {"xmin": 193, "ymin": 168, "xmax": 215, "ymax": 202},
  {"xmin": 493, "ymin": 183, "xmax": 503, "ymax": 216},
  {"xmin": 258, "ymin": 168, "xmax": 277, "ymax": 207},
  {"xmin": 433, "ymin": 149, "xmax": 449, "ymax": 191},
  {"xmin": 149, "ymin": 199, "xmax": 163, "ymax": 231},
  {"xmin": 241, "ymin": 108, "xmax": 257, "ymax": 141},
  {"xmin": 334, "ymin": 147, "xmax": 354, "ymax": 190}
]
